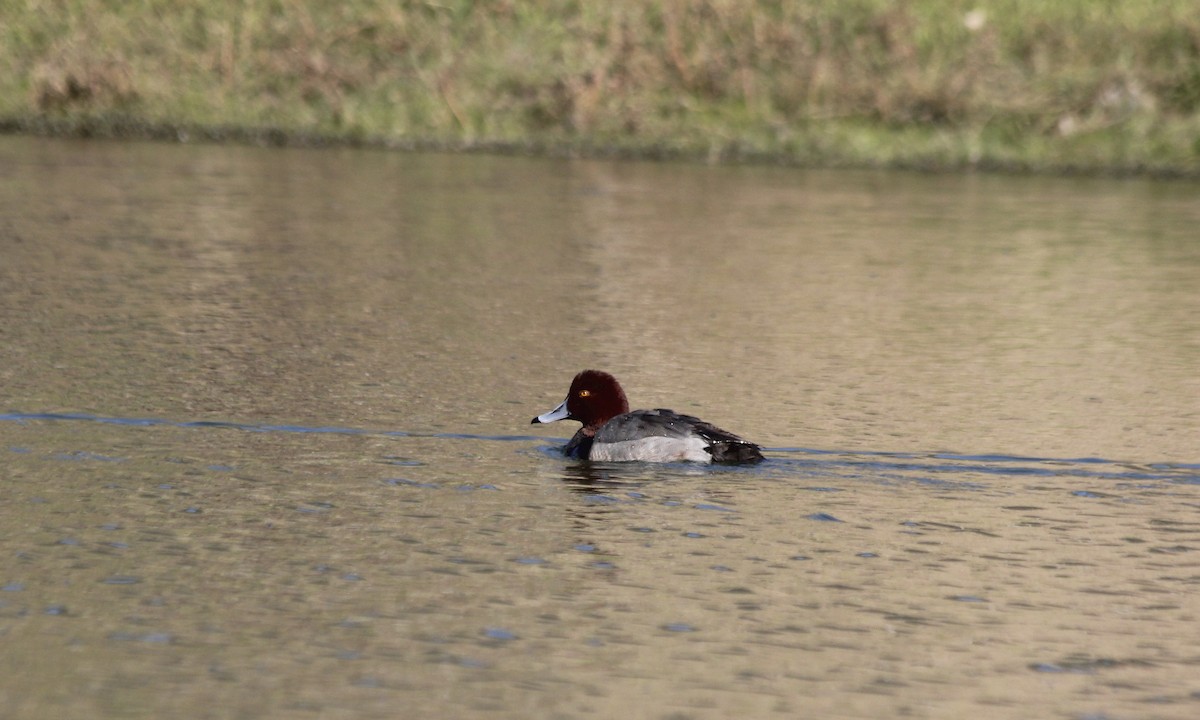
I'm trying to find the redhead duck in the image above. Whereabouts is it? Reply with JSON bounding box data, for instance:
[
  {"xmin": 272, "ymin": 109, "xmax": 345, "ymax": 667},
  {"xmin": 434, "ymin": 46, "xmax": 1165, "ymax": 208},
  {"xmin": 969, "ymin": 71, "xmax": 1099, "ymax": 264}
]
[{"xmin": 531, "ymin": 370, "xmax": 763, "ymax": 464}]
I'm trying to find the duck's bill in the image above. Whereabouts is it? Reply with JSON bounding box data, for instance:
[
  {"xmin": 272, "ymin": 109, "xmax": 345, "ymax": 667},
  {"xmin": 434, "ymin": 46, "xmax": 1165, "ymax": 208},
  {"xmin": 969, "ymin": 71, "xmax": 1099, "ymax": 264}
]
[{"xmin": 531, "ymin": 398, "xmax": 570, "ymax": 424}]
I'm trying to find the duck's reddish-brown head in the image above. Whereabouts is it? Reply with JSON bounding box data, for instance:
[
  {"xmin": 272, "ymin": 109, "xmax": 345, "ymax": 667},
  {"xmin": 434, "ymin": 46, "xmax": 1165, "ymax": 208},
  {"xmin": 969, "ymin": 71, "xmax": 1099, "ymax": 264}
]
[{"xmin": 531, "ymin": 370, "xmax": 630, "ymax": 429}]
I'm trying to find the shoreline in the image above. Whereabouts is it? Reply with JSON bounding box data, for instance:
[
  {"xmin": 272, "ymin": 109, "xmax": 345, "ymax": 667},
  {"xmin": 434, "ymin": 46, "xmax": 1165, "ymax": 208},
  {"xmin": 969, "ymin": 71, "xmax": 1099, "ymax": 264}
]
[
  {"xmin": 5, "ymin": 1, "xmax": 1198, "ymax": 179},
  {"xmin": 5, "ymin": 115, "xmax": 1197, "ymax": 180}
]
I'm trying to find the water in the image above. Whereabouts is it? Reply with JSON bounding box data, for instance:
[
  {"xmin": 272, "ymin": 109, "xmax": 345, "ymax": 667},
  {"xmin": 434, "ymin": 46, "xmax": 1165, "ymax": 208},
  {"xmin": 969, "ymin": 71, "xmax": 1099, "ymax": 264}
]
[{"xmin": 1, "ymin": 135, "xmax": 1198, "ymax": 719}]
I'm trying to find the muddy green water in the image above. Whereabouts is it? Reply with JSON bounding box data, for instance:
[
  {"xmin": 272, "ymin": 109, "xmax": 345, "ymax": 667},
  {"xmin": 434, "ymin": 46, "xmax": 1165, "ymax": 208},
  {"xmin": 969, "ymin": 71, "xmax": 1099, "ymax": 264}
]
[{"xmin": 1, "ymin": 136, "xmax": 1198, "ymax": 719}]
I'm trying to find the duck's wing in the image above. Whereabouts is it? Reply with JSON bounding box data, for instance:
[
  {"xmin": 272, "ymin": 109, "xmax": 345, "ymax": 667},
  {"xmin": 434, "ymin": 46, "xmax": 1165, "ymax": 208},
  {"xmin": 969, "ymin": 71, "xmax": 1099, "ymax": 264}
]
[{"xmin": 597, "ymin": 409, "xmax": 763, "ymax": 465}]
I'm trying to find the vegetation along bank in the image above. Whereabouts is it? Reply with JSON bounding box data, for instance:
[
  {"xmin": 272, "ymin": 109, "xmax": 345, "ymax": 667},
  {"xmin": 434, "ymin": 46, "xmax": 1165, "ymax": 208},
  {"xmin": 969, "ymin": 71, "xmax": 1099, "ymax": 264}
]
[{"xmin": 4, "ymin": 0, "xmax": 1200, "ymax": 175}]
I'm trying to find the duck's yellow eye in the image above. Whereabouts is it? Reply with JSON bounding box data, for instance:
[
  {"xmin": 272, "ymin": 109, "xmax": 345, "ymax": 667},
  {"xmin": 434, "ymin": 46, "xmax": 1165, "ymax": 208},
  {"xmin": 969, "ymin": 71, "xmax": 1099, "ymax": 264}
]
[{"xmin": 578, "ymin": 390, "xmax": 591, "ymax": 398}]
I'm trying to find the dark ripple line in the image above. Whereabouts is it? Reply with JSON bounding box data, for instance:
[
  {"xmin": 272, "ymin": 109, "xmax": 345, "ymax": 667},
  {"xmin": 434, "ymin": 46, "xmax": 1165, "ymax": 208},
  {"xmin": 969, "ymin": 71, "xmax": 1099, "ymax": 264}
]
[
  {"xmin": 4, "ymin": 411, "xmax": 1196, "ymax": 482},
  {"xmin": 769, "ymin": 455, "xmax": 1192, "ymax": 483},
  {"xmin": 0, "ymin": 411, "xmax": 544, "ymax": 443}
]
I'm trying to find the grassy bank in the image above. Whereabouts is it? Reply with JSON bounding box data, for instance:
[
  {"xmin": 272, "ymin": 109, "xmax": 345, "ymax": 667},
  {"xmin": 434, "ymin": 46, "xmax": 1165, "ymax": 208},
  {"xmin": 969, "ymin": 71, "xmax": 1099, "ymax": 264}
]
[{"xmin": 3, "ymin": 0, "xmax": 1200, "ymax": 174}]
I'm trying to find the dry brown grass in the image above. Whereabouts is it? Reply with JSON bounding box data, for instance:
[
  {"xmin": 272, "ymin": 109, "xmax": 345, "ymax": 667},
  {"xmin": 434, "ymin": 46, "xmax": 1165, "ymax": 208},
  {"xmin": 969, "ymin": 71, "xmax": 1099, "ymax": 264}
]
[{"xmin": 3, "ymin": 0, "xmax": 1199, "ymax": 172}]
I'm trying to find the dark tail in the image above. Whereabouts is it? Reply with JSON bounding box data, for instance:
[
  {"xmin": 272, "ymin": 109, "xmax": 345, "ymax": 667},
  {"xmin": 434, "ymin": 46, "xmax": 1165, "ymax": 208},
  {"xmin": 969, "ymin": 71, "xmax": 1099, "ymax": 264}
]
[{"xmin": 706, "ymin": 441, "xmax": 764, "ymax": 465}]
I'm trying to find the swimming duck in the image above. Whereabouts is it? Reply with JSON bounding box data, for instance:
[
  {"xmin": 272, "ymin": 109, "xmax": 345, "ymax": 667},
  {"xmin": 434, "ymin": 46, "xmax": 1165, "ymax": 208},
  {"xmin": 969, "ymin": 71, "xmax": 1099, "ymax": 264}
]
[{"xmin": 531, "ymin": 370, "xmax": 763, "ymax": 464}]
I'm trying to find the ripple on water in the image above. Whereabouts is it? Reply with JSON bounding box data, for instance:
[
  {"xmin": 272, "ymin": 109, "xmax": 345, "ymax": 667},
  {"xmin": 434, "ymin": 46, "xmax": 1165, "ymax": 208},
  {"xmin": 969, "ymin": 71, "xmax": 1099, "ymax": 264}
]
[{"xmin": 101, "ymin": 576, "xmax": 141, "ymax": 585}]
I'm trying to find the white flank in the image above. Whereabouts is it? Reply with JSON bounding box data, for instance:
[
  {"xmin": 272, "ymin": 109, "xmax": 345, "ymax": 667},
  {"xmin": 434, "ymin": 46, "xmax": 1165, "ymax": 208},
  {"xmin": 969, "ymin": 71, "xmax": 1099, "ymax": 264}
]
[{"xmin": 589, "ymin": 436, "xmax": 712, "ymax": 463}]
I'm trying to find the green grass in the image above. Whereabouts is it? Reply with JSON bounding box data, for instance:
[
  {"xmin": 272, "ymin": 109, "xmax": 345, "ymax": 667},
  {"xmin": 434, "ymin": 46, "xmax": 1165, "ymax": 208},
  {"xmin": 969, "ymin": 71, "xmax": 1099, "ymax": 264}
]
[{"xmin": 3, "ymin": 0, "xmax": 1199, "ymax": 174}]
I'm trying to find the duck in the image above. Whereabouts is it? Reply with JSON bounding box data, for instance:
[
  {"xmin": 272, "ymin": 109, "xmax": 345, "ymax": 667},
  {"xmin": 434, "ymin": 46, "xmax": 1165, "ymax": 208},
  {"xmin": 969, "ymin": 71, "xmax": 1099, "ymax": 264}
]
[{"xmin": 530, "ymin": 370, "xmax": 763, "ymax": 464}]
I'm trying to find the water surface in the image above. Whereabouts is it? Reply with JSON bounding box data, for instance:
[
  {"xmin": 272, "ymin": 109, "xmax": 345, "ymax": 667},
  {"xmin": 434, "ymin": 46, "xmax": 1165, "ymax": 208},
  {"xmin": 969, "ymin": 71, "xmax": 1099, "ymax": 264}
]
[{"xmin": 1, "ymin": 136, "xmax": 1198, "ymax": 719}]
